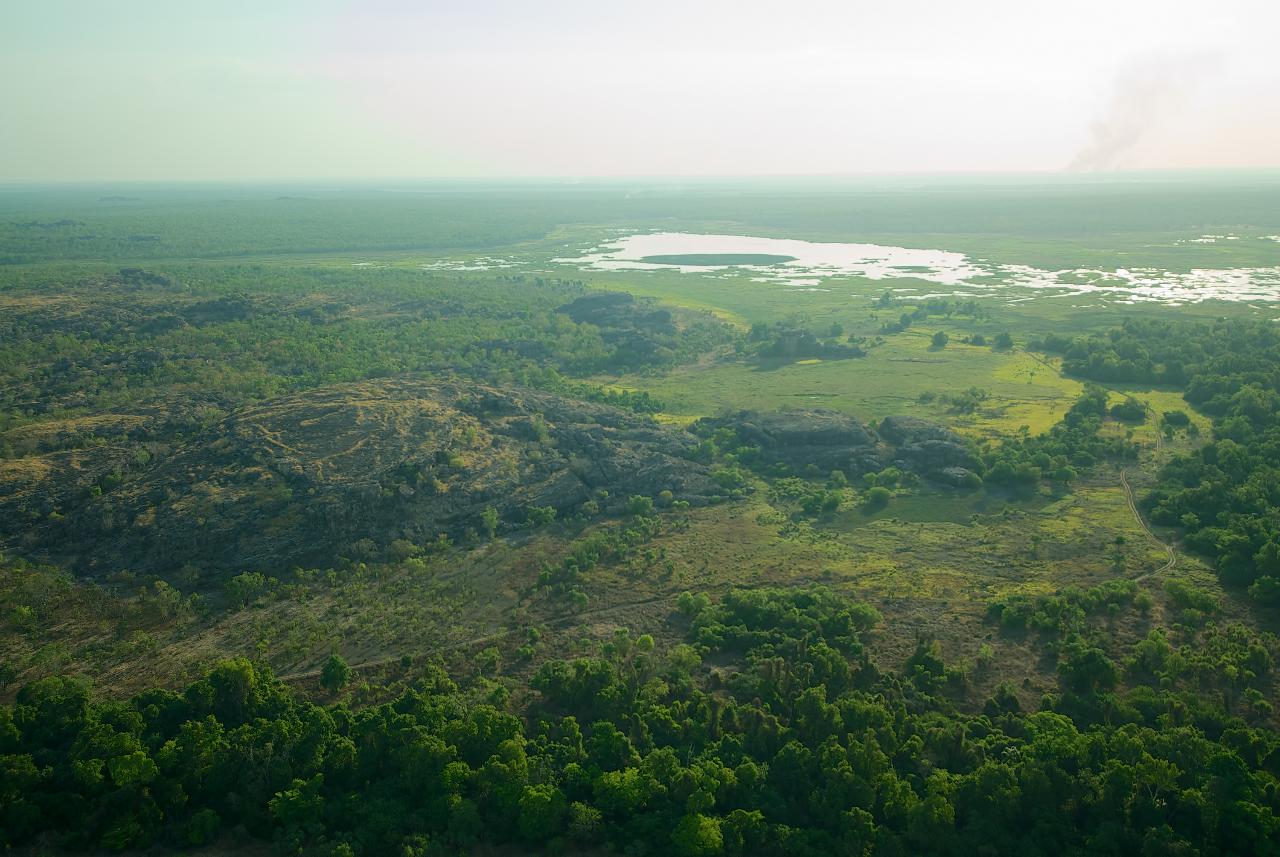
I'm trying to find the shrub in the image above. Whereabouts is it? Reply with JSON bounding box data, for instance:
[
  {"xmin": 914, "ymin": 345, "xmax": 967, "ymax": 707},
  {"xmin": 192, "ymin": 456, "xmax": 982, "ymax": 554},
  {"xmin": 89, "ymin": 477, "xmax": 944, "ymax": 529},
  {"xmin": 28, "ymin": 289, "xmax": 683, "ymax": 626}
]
[
  {"xmin": 527, "ymin": 505, "xmax": 557, "ymax": 527},
  {"xmin": 626, "ymin": 495, "xmax": 655, "ymax": 516},
  {"xmin": 863, "ymin": 486, "xmax": 891, "ymax": 511}
]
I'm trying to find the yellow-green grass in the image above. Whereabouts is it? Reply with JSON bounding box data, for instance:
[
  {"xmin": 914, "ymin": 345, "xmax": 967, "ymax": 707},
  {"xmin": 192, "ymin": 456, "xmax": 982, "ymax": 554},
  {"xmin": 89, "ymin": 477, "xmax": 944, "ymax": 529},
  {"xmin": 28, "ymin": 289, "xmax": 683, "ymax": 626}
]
[
  {"xmin": 1089, "ymin": 388, "xmax": 1208, "ymax": 462},
  {"xmin": 2, "ymin": 468, "xmax": 1211, "ymax": 702},
  {"xmin": 813, "ymin": 484, "xmax": 1168, "ymax": 599},
  {"xmin": 641, "ymin": 471, "xmax": 1192, "ymax": 607},
  {"xmin": 611, "ymin": 332, "xmax": 1083, "ymax": 439}
]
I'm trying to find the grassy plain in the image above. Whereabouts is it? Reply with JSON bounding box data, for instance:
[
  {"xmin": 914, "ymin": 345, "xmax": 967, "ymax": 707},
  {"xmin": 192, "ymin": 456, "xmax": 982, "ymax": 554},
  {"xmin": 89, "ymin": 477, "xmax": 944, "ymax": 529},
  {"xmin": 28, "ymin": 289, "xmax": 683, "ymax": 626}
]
[{"xmin": 618, "ymin": 332, "xmax": 1083, "ymax": 438}]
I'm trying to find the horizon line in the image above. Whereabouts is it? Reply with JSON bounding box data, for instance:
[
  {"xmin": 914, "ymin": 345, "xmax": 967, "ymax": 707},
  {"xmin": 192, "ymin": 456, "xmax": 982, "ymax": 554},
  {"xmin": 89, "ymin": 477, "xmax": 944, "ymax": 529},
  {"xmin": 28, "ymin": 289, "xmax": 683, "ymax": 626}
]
[{"xmin": 3, "ymin": 166, "xmax": 1280, "ymax": 188}]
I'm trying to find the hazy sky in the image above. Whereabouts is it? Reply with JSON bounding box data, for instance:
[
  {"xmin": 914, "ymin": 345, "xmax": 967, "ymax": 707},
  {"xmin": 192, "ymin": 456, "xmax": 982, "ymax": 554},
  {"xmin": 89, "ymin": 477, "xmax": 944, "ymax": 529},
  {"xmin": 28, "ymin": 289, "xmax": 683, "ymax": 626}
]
[{"xmin": 3, "ymin": 0, "xmax": 1278, "ymax": 180}]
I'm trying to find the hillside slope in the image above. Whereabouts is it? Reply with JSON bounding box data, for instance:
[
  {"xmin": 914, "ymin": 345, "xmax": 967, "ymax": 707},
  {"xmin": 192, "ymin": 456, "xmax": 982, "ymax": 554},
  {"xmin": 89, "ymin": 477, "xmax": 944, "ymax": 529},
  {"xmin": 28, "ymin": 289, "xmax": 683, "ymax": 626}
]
[{"xmin": 7, "ymin": 379, "xmax": 725, "ymax": 576}]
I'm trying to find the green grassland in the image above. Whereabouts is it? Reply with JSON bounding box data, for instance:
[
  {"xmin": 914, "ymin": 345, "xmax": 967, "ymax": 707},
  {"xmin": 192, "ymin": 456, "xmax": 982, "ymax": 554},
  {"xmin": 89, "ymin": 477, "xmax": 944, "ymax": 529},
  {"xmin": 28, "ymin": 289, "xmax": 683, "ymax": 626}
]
[{"xmin": 616, "ymin": 332, "xmax": 1083, "ymax": 438}]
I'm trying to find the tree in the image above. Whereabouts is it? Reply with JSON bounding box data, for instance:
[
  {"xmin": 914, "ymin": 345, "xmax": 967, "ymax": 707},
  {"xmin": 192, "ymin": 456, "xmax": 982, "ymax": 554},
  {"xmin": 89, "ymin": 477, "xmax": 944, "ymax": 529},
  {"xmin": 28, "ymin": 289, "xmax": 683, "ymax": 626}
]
[
  {"xmin": 627, "ymin": 495, "xmax": 655, "ymax": 516},
  {"xmin": 1110, "ymin": 398, "xmax": 1147, "ymax": 423},
  {"xmin": 225, "ymin": 571, "xmax": 266, "ymax": 607},
  {"xmin": 1057, "ymin": 641, "xmax": 1118, "ymax": 693},
  {"xmin": 107, "ymin": 750, "xmax": 158, "ymax": 786},
  {"xmin": 677, "ymin": 591, "xmax": 710, "ymax": 617},
  {"xmin": 931, "ymin": 330, "xmax": 950, "ymax": 349},
  {"xmin": 672, "ymin": 813, "xmax": 724, "ymax": 856},
  {"xmin": 476, "ymin": 646, "xmax": 501, "ymax": 676},
  {"xmin": 993, "ymin": 331, "xmax": 1014, "ymax": 350},
  {"xmin": 481, "ymin": 507, "xmax": 499, "ymax": 539},
  {"xmin": 320, "ymin": 654, "xmax": 351, "ymax": 693},
  {"xmin": 517, "ymin": 783, "xmax": 567, "ymax": 842},
  {"xmin": 527, "ymin": 505, "xmax": 556, "ymax": 527}
]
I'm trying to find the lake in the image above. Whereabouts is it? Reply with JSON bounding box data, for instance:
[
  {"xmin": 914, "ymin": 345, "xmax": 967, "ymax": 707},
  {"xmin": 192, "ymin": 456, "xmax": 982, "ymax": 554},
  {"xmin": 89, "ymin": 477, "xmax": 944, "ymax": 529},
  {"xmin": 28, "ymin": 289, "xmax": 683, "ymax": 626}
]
[{"xmin": 560, "ymin": 232, "xmax": 1280, "ymax": 304}]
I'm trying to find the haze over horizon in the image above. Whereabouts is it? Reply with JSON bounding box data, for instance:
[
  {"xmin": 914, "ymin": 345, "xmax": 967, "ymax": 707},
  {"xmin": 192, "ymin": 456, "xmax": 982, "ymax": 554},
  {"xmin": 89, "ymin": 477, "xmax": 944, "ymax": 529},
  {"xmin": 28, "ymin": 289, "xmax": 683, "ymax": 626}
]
[{"xmin": 3, "ymin": 0, "xmax": 1279, "ymax": 182}]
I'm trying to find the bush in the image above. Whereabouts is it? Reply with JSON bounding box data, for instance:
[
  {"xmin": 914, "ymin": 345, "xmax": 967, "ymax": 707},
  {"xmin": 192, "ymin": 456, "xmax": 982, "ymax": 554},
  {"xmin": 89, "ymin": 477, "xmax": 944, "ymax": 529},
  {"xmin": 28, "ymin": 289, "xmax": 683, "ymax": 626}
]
[
  {"xmin": 1248, "ymin": 576, "xmax": 1280, "ymax": 606},
  {"xmin": 527, "ymin": 505, "xmax": 557, "ymax": 527},
  {"xmin": 863, "ymin": 486, "xmax": 892, "ymax": 511},
  {"xmin": 1109, "ymin": 398, "xmax": 1147, "ymax": 423},
  {"xmin": 626, "ymin": 495, "xmax": 655, "ymax": 516},
  {"xmin": 711, "ymin": 467, "xmax": 747, "ymax": 490},
  {"xmin": 1164, "ymin": 579, "xmax": 1217, "ymax": 613}
]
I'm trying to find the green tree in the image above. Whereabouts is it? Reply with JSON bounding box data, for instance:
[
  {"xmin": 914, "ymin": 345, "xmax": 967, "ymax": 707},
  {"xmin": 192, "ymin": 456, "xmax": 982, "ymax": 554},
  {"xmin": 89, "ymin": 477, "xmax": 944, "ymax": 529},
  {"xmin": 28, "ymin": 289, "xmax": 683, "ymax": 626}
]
[
  {"xmin": 671, "ymin": 813, "xmax": 724, "ymax": 856},
  {"xmin": 225, "ymin": 571, "xmax": 266, "ymax": 606},
  {"xmin": 527, "ymin": 505, "xmax": 556, "ymax": 527},
  {"xmin": 481, "ymin": 506, "xmax": 499, "ymax": 539},
  {"xmin": 107, "ymin": 751, "xmax": 158, "ymax": 786},
  {"xmin": 319, "ymin": 654, "xmax": 351, "ymax": 693},
  {"xmin": 517, "ymin": 783, "xmax": 567, "ymax": 842},
  {"xmin": 627, "ymin": 495, "xmax": 655, "ymax": 516}
]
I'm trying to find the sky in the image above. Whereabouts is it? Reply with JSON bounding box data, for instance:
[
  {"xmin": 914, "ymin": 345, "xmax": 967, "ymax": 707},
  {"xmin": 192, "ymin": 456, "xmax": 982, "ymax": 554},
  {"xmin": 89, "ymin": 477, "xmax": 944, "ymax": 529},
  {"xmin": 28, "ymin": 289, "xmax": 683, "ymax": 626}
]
[{"xmin": 2, "ymin": 0, "xmax": 1278, "ymax": 181}]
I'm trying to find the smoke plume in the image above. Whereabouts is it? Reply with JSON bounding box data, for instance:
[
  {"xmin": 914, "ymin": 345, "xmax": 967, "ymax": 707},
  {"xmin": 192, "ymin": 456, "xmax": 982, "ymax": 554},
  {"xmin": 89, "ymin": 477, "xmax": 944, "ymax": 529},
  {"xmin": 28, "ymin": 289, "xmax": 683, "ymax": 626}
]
[{"xmin": 1068, "ymin": 52, "xmax": 1222, "ymax": 172}]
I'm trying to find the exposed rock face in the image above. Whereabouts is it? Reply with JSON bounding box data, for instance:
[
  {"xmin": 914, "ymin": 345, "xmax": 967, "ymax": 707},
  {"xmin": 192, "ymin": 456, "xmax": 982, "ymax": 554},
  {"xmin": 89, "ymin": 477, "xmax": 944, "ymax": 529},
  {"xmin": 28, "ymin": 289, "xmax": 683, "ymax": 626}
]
[
  {"xmin": 938, "ymin": 466, "xmax": 980, "ymax": 487},
  {"xmin": 697, "ymin": 409, "xmax": 884, "ymax": 474},
  {"xmin": 878, "ymin": 416, "xmax": 955, "ymax": 445},
  {"xmin": 880, "ymin": 416, "xmax": 980, "ymax": 473},
  {"xmin": 698, "ymin": 410, "xmax": 978, "ymax": 479},
  {"xmin": 12, "ymin": 379, "xmax": 720, "ymax": 577}
]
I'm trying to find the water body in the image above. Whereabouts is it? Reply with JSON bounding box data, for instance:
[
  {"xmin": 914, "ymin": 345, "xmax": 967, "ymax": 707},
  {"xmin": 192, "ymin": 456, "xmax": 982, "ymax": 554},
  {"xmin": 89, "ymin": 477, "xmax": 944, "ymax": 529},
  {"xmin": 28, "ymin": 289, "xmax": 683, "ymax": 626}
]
[
  {"xmin": 420, "ymin": 256, "xmax": 518, "ymax": 271},
  {"xmin": 561, "ymin": 232, "xmax": 1280, "ymax": 304},
  {"xmin": 640, "ymin": 253, "xmax": 797, "ymax": 266}
]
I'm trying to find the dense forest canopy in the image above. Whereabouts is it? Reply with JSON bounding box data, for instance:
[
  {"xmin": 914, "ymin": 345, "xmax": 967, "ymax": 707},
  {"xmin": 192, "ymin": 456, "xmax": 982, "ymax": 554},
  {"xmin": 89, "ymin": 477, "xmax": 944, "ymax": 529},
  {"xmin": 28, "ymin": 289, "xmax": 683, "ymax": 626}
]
[{"xmin": 4, "ymin": 588, "xmax": 1279, "ymax": 855}]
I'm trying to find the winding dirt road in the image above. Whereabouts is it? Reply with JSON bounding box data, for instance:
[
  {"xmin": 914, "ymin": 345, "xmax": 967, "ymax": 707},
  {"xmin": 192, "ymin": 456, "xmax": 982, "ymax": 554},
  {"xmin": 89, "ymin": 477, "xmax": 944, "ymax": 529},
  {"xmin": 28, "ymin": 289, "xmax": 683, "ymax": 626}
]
[{"xmin": 1120, "ymin": 468, "xmax": 1176, "ymax": 582}]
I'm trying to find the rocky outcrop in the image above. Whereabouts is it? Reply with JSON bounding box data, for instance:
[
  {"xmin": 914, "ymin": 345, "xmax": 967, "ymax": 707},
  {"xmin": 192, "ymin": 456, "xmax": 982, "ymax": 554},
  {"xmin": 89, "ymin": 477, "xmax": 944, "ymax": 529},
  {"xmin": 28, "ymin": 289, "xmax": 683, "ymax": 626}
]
[
  {"xmin": 13, "ymin": 379, "xmax": 721, "ymax": 577},
  {"xmin": 938, "ymin": 466, "xmax": 980, "ymax": 487},
  {"xmin": 696, "ymin": 409, "xmax": 883, "ymax": 474},
  {"xmin": 877, "ymin": 416, "xmax": 955, "ymax": 445},
  {"xmin": 880, "ymin": 416, "xmax": 979, "ymax": 473},
  {"xmin": 698, "ymin": 410, "xmax": 978, "ymax": 480}
]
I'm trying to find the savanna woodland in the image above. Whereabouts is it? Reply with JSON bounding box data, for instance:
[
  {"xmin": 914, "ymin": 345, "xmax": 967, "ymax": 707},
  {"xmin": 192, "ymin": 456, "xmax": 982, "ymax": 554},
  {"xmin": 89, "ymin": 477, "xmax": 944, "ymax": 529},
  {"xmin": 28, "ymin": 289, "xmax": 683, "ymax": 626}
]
[{"xmin": 5, "ymin": 5, "xmax": 1280, "ymax": 855}]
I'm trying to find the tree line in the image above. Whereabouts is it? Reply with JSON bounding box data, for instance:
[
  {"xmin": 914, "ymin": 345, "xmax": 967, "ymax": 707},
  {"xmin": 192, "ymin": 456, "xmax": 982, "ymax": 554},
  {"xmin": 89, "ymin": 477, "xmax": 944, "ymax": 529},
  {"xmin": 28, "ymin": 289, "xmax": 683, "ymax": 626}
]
[
  {"xmin": 1034, "ymin": 318, "xmax": 1280, "ymax": 595},
  {"xmin": 3, "ymin": 587, "xmax": 1277, "ymax": 855}
]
